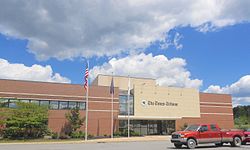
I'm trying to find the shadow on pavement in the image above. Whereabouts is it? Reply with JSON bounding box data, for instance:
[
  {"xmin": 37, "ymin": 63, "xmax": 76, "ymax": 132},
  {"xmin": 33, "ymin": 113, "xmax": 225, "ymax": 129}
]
[{"xmin": 166, "ymin": 144, "xmax": 243, "ymax": 149}]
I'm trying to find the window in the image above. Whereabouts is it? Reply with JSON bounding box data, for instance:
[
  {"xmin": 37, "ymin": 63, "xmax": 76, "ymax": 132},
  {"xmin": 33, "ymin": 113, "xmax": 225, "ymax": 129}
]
[
  {"xmin": 50, "ymin": 101, "xmax": 59, "ymax": 109},
  {"xmin": 20, "ymin": 99, "xmax": 30, "ymax": 103},
  {"xmin": 79, "ymin": 102, "xmax": 86, "ymax": 110},
  {"xmin": 69, "ymin": 102, "xmax": 77, "ymax": 109},
  {"xmin": 59, "ymin": 101, "xmax": 68, "ymax": 109},
  {"xmin": 210, "ymin": 124, "xmax": 218, "ymax": 131},
  {"xmin": 76, "ymin": 102, "xmax": 85, "ymax": 110},
  {"xmin": 9, "ymin": 99, "xmax": 19, "ymax": 108},
  {"xmin": 0, "ymin": 98, "xmax": 87, "ymax": 110},
  {"xmin": 30, "ymin": 100, "xmax": 39, "ymax": 105},
  {"xmin": 119, "ymin": 103, "xmax": 127, "ymax": 115},
  {"xmin": 200, "ymin": 125, "xmax": 208, "ymax": 132},
  {"xmin": 0, "ymin": 98, "xmax": 9, "ymax": 107},
  {"xmin": 185, "ymin": 125, "xmax": 200, "ymax": 131},
  {"xmin": 119, "ymin": 94, "xmax": 134, "ymax": 115},
  {"xmin": 40, "ymin": 100, "xmax": 50, "ymax": 107}
]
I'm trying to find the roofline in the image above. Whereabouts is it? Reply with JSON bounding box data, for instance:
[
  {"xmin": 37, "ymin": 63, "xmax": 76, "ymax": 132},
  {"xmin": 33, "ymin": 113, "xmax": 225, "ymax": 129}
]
[
  {"xmin": 0, "ymin": 78, "xmax": 82, "ymax": 86},
  {"xmin": 96, "ymin": 74, "xmax": 156, "ymax": 80},
  {"xmin": 0, "ymin": 78, "xmax": 117, "ymax": 89}
]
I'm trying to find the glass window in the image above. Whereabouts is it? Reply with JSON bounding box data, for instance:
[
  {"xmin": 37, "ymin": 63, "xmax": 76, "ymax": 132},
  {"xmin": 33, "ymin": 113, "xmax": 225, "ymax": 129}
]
[
  {"xmin": 185, "ymin": 125, "xmax": 200, "ymax": 131},
  {"xmin": 0, "ymin": 98, "xmax": 9, "ymax": 107},
  {"xmin": 200, "ymin": 125, "xmax": 208, "ymax": 132},
  {"xmin": 20, "ymin": 99, "xmax": 30, "ymax": 103},
  {"xmin": 30, "ymin": 100, "xmax": 39, "ymax": 105},
  {"xmin": 119, "ymin": 95, "xmax": 134, "ymax": 115},
  {"xmin": 77, "ymin": 102, "xmax": 85, "ymax": 110},
  {"xmin": 50, "ymin": 101, "xmax": 59, "ymax": 109},
  {"xmin": 9, "ymin": 99, "xmax": 19, "ymax": 108},
  {"xmin": 210, "ymin": 124, "xmax": 218, "ymax": 131},
  {"xmin": 69, "ymin": 102, "xmax": 77, "ymax": 109},
  {"xmin": 119, "ymin": 103, "xmax": 127, "ymax": 115},
  {"xmin": 40, "ymin": 100, "xmax": 50, "ymax": 107},
  {"xmin": 119, "ymin": 95, "xmax": 127, "ymax": 103},
  {"xmin": 59, "ymin": 101, "xmax": 68, "ymax": 109}
]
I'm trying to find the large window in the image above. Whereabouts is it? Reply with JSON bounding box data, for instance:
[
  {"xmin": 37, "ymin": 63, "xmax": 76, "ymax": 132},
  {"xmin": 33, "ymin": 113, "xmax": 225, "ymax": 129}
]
[
  {"xmin": 69, "ymin": 102, "xmax": 77, "ymax": 109},
  {"xmin": 30, "ymin": 100, "xmax": 39, "ymax": 105},
  {"xmin": 59, "ymin": 101, "xmax": 68, "ymax": 109},
  {"xmin": 9, "ymin": 99, "xmax": 19, "ymax": 108},
  {"xmin": 40, "ymin": 100, "xmax": 50, "ymax": 107},
  {"xmin": 50, "ymin": 101, "xmax": 59, "ymax": 109},
  {"xmin": 119, "ymin": 94, "xmax": 134, "ymax": 115},
  {"xmin": 119, "ymin": 120, "xmax": 176, "ymax": 135},
  {"xmin": 77, "ymin": 102, "xmax": 86, "ymax": 110},
  {"xmin": 0, "ymin": 98, "xmax": 9, "ymax": 107},
  {"xmin": 0, "ymin": 98, "xmax": 85, "ymax": 110},
  {"xmin": 21, "ymin": 99, "xmax": 30, "ymax": 103}
]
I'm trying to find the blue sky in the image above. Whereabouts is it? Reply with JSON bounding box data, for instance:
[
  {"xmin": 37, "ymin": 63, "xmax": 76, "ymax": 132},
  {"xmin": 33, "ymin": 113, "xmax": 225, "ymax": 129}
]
[{"xmin": 0, "ymin": 0, "xmax": 250, "ymax": 106}]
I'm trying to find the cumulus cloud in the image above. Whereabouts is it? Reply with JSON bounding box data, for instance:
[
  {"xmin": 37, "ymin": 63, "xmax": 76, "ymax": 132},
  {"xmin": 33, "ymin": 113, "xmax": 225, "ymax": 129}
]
[
  {"xmin": 0, "ymin": 58, "xmax": 70, "ymax": 83},
  {"xmin": 0, "ymin": 0, "xmax": 250, "ymax": 60},
  {"xmin": 205, "ymin": 75, "xmax": 250, "ymax": 106},
  {"xmin": 90, "ymin": 53, "xmax": 202, "ymax": 89}
]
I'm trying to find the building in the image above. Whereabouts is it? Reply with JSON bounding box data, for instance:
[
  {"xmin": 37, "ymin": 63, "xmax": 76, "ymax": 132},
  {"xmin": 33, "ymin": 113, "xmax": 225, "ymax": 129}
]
[{"xmin": 0, "ymin": 74, "xmax": 234, "ymax": 136}]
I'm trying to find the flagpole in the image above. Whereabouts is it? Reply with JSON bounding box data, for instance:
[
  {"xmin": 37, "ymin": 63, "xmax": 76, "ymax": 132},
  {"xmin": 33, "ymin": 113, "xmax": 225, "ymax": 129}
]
[
  {"xmin": 111, "ymin": 73, "xmax": 114, "ymax": 138},
  {"xmin": 127, "ymin": 76, "xmax": 130, "ymax": 138},
  {"xmin": 85, "ymin": 61, "xmax": 89, "ymax": 141}
]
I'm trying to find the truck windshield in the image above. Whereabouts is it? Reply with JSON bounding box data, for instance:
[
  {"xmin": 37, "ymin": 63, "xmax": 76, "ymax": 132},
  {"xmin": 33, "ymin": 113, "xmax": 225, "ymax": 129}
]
[{"xmin": 184, "ymin": 125, "xmax": 200, "ymax": 131}]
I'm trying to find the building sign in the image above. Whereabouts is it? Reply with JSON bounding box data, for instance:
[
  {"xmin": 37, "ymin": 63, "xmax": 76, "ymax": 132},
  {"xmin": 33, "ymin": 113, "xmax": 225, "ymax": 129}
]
[
  {"xmin": 134, "ymin": 85, "xmax": 200, "ymax": 119},
  {"xmin": 141, "ymin": 100, "xmax": 178, "ymax": 107}
]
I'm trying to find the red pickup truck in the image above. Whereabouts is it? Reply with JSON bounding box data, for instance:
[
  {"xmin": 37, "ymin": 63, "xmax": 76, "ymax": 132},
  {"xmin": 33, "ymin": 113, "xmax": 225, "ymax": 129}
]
[
  {"xmin": 171, "ymin": 124, "xmax": 245, "ymax": 149},
  {"xmin": 243, "ymin": 128, "xmax": 250, "ymax": 145}
]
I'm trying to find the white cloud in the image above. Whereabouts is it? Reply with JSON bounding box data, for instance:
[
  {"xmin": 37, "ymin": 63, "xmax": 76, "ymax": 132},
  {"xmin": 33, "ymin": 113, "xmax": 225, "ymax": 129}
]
[
  {"xmin": 205, "ymin": 75, "xmax": 250, "ymax": 106},
  {"xmin": 159, "ymin": 32, "xmax": 183, "ymax": 50},
  {"xmin": 90, "ymin": 53, "xmax": 202, "ymax": 89},
  {"xmin": 0, "ymin": 0, "xmax": 250, "ymax": 60},
  {"xmin": 0, "ymin": 58, "xmax": 70, "ymax": 83}
]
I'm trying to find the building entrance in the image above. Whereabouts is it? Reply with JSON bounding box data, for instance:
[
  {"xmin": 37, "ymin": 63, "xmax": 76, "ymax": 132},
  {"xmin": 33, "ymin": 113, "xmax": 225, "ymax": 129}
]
[{"xmin": 119, "ymin": 120, "xmax": 175, "ymax": 135}]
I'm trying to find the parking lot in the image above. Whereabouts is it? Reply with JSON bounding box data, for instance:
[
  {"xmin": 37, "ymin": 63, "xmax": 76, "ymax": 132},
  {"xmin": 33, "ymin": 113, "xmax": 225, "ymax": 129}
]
[{"xmin": 0, "ymin": 141, "xmax": 249, "ymax": 150}]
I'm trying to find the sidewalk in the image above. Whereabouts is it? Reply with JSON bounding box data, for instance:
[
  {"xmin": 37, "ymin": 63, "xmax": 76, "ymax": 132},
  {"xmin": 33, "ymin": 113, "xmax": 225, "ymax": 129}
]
[{"xmin": 0, "ymin": 136, "xmax": 171, "ymax": 145}]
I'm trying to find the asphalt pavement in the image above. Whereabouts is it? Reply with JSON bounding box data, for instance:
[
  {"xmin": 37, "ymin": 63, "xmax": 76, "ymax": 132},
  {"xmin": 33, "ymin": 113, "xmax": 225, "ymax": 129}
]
[{"xmin": 0, "ymin": 141, "xmax": 249, "ymax": 150}]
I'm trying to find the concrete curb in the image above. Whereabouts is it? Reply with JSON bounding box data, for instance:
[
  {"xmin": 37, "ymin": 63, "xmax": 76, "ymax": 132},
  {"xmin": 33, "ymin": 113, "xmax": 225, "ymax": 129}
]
[{"xmin": 0, "ymin": 136, "xmax": 171, "ymax": 145}]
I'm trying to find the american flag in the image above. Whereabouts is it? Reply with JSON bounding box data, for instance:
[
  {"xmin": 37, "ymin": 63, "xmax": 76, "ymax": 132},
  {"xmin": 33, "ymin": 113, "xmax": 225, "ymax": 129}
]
[{"xmin": 84, "ymin": 62, "xmax": 89, "ymax": 90}]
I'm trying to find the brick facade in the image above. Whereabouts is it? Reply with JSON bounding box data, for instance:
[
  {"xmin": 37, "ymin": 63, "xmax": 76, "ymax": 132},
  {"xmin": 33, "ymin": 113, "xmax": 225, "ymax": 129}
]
[{"xmin": 176, "ymin": 93, "xmax": 234, "ymax": 130}]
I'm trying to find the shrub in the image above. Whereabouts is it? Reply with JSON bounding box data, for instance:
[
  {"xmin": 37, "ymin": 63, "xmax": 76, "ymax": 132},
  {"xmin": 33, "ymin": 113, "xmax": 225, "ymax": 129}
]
[
  {"xmin": 59, "ymin": 132, "xmax": 70, "ymax": 139},
  {"xmin": 52, "ymin": 132, "xmax": 58, "ymax": 139},
  {"xmin": 120, "ymin": 129, "xmax": 140, "ymax": 137},
  {"xmin": 2, "ymin": 102, "xmax": 48, "ymax": 139},
  {"xmin": 88, "ymin": 134, "xmax": 94, "ymax": 139},
  {"xmin": 114, "ymin": 131, "xmax": 122, "ymax": 137},
  {"xmin": 70, "ymin": 131, "xmax": 85, "ymax": 138},
  {"xmin": 130, "ymin": 131, "xmax": 140, "ymax": 136}
]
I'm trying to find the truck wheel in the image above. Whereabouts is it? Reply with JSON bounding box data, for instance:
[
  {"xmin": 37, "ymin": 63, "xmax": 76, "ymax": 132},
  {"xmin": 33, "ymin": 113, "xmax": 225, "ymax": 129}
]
[
  {"xmin": 230, "ymin": 136, "xmax": 241, "ymax": 147},
  {"xmin": 187, "ymin": 138, "xmax": 197, "ymax": 149},
  {"xmin": 174, "ymin": 143, "xmax": 182, "ymax": 148}
]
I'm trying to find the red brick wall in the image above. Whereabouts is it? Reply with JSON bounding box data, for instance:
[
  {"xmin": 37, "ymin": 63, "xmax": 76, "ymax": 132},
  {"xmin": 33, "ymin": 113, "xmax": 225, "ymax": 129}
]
[
  {"xmin": 176, "ymin": 93, "xmax": 234, "ymax": 130},
  {"xmin": 0, "ymin": 79, "xmax": 119, "ymax": 136}
]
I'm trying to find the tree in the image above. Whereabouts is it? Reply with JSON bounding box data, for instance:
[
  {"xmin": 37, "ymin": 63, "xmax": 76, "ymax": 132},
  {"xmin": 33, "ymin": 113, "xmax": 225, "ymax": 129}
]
[
  {"xmin": 65, "ymin": 108, "xmax": 85, "ymax": 134},
  {"xmin": 233, "ymin": 105, "xmax": 250, "ymax": 129},
  {"xmin": 2, "ymin": 102, "xmax": 48, "ymax": 139}
]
